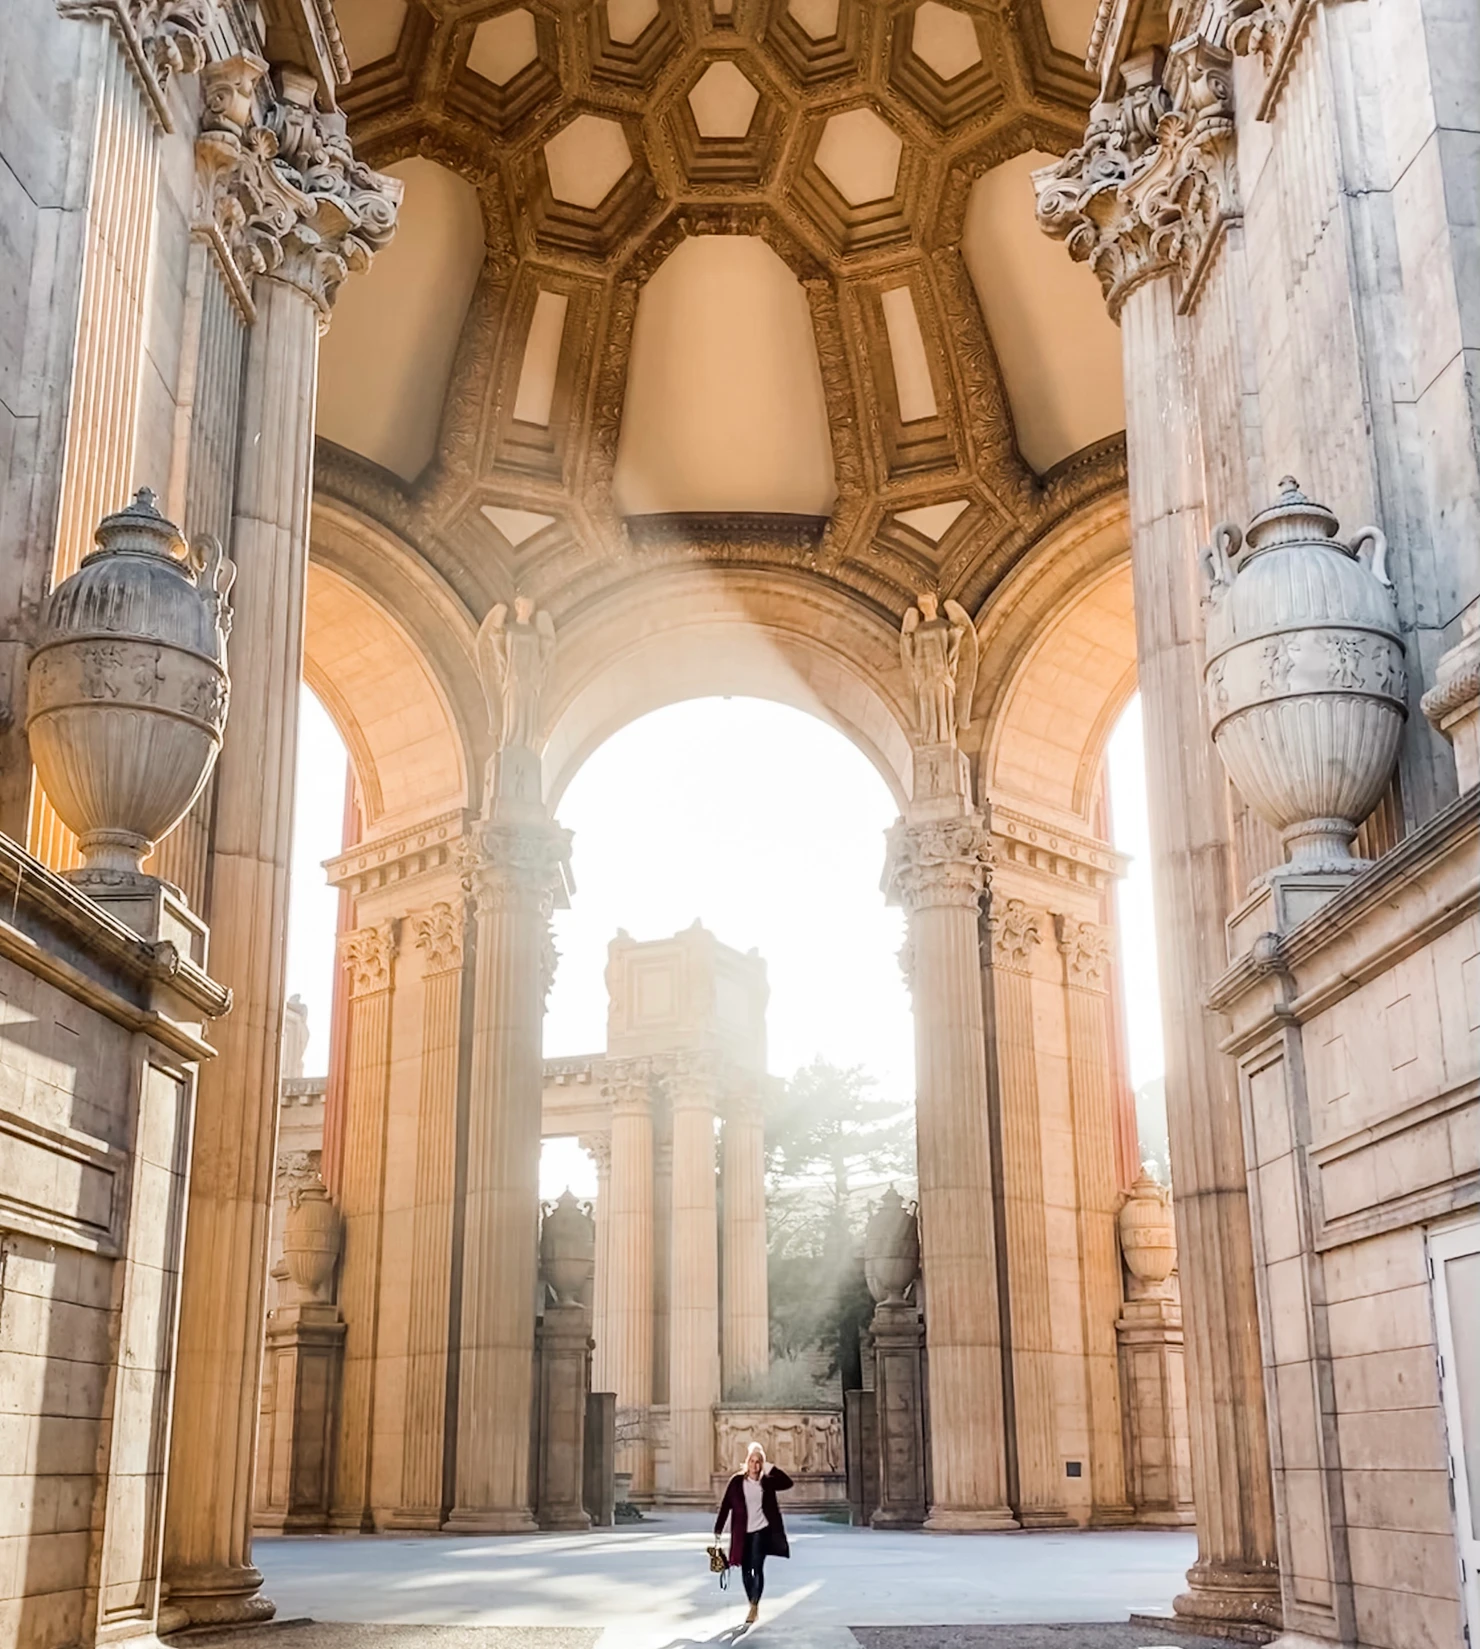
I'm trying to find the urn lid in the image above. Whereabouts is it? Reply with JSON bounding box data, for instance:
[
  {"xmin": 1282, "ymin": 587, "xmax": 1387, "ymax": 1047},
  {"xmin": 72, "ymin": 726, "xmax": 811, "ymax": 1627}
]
[
  {"xmin": 82, "ymin": 487, "xmax": 188, "ymax": 568},
  {"xmin": 1241, "ymin": 476, "xmax": 1344, "ymax": 559}
]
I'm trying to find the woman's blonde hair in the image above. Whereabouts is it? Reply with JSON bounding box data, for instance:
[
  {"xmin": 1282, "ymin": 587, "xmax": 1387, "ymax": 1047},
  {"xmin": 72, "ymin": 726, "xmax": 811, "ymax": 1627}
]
[{"xmin": 745, "ymin": 1441, "xmax": 766, "ymax": 1464}]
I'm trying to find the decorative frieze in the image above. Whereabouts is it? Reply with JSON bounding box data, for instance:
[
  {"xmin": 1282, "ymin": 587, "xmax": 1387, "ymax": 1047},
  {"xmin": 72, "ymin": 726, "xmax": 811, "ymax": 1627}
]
[
  {"xmin": 1033, "ymin": 42, "xmax": 1238, "ymax": 318},
  {"xmin": 194, "ymin": 56, "xmax": 402, "ymax": 324}
]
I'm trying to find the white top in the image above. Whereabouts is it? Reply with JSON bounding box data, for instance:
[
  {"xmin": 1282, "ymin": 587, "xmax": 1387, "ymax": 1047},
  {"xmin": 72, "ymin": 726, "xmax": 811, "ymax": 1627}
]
[{"xmin": 742, "ymin": 1475, "xmax": 767, "ymax": 1532}]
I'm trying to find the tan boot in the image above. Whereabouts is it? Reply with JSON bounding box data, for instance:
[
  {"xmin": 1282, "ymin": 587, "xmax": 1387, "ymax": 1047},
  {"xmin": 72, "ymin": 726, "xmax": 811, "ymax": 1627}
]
[{"xmin": 745, "ymin": 1602, "xmax": 759, "ymax": 1625}]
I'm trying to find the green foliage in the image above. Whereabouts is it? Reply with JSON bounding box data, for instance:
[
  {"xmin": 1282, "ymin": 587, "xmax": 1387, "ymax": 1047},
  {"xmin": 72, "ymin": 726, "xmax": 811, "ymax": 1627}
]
[{"xmin": 762, "ymin": 1059, "xmax": 914, "ymax": 1391}]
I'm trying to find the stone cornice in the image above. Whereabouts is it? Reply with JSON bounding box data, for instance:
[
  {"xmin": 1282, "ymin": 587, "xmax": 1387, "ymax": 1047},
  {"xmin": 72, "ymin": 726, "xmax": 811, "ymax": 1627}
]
[
  {"xmin": 1033, "ymin": 39, "xmax": 1239, "ymax": 319},
  {"xmin": 58, "ymin": 0, "xmax": 215, "ymax": 131},
  {"xmin": 989, "ymin": 804, "xmax": 1128, "ymax": 892},
  {"xmin": 325, "ymin": 808, "xmax": 474, "ymax": 897},
  {"xmin": 194, "ymin": 55, "xmax": 402, "ymax": 325}
]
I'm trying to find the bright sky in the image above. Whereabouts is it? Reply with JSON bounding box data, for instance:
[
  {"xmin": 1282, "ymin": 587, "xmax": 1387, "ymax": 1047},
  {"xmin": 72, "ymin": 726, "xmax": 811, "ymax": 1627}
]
[{"xmin": 283, "ymin": 687, "xmax": 1166, "ymax": 1198}]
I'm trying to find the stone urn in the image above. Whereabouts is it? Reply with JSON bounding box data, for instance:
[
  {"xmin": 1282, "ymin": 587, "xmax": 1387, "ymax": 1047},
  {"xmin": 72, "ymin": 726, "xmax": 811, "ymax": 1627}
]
[
  {"xmin": 540, "ymin": 1188, "xmax": 595, "ymax": 1308},
  {"xmin": 27, "ymin": 488, "xmax": 233, "ymax": 884},
  {"xmin": 1200, "ymin": 477, "xmax": 1406, "ymax": 877},
  {"xmin": 1118, "ymin": 1170, "xmax": 1176, "ymax": 1300},
  {"xmin": 863, "ymin": 1186, "xmax": 920, "ymax": 1304},
  {"xmin": 282, "ymin": 1175, "xmax": 342, "ymax": 1306}
]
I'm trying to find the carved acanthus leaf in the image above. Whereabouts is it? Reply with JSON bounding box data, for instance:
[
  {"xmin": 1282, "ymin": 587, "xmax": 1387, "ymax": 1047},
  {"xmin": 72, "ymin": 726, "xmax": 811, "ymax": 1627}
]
[
  {"xmin": 1032, "ymin": 40, "xmax": 1237, "ymax": 319},
  {"xmin": 1056, "ymin": 914, "xmax": 1112, "ymax": 989},
  {"xmin": 412, "ymin": 900, "xmax": 464, "ymax": 974},
  {"xmin": 342, "ymin": 921, "xmax": 398, "ymax": 996},
  {"xmin": 58, "ymin": 0, "xmax": 215, "ymax": 128},
  {"xmin": 194, "ymin": 58, "xmax": 403, "ymax": 324},
  {"xmin": 884, "ymin": 814, "xmax": 994, "ymax": 912},
  {"xmin": 991, "ymin": 898, "xmax": 1042, "ymax": 971}
]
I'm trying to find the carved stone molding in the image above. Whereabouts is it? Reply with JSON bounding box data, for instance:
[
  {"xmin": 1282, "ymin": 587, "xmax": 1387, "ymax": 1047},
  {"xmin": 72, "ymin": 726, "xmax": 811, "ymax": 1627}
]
[
  {"xmin": 411, "ymin": 900, "xmax": 464, "ymax": 975},
  {"xmin": 1032, "ymin": 41, "xmax": 1238, "ymax": 319},
  {"xmin": 58, "ymin": 0, "xmax": 214, "ymax": 129},
  {"xmin": 342, "ymin": 920, "xmax": 397, "ymax": 996},
  {"xmin": 884, "ymin": 814, "xmax": 995, "ymax": 912},
  {"xmin": 579, "ymin": 1133, "xmax": 612, "ymax": 1176},
  {"xmin": 1056, "ymin": 913, "xmax": 1112, "ymax": 990},
  {"xmin": 194, "ymin": 57, "xmax": 402, "ymax": 324},
  {"xmin": 990, "ymin": 897, "xmax": 1042, "ymax": 972}
]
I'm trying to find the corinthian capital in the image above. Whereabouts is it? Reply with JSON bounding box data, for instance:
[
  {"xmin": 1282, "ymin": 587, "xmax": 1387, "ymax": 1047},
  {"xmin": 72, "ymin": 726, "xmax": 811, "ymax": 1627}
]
[
  {"xmin": 883, "ymin": 814, "xmax": 993, "ymax": 913},
  {"xmin": 1056, "ymin": 914, "xmax": 1112, "ymax": 990},
  {"xmin": 461, "ymin": 819, "xmax": 573, "ymax": 919},
  {"xmin": 1033, "ymin": 41, "xmax": 1237, "ymax": 319},
  {"xmin": 342, "ymin": 921, "xmax": 397, "ymax": 996},
  {"xmin": 194, "ymin": 58, "xmax": 402, "ymax": 324},
  {"xmin": 59, "ymin": 0, "xmax": 215, "ymax": 128}
]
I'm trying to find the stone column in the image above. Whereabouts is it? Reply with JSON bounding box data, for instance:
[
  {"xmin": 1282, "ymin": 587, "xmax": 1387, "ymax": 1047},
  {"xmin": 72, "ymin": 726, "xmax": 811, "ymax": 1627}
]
[
  {"xmin": 721, "ymin": 1087, "xmax": 769, "ymax": 1397},
  {"xmin": 1034, "ymin": 68, "xmax": 1279, "ymax": 1631},
  {"xmin": 330, "ymin": 922, "xmax": 399, "ymax": 1531},
  {"xmin": 984, "ymin": 898, "xmax": 1069, "ymax": 1526},
  {"xmin": 668, "ymin": 1054, "xmax": 722, "ymax": 1500},
  {"xmin": 886, "ymin": 813, "xmax": 1017, "ymax": 1530},
  {"xmin": 582, "ymin": 1132, "xmax": 614, "ymax": 1393},
  {"xmin": 605, "ymin": 1062, "xmax": 655, "ymax": 1497},
  {"xmin": 392, "ymin": 900, "xmax": 465, "ymax": 1527},
  {"xmin": 163, "ymin": 66, "xmax": 400, "ymax": 1625},
  {"xmin": 446, "ymin": 820, "xmax": 571, "ymax": 1532},
  {"xmin": 870, "ymin": 1299, "xmax": 929, "ymax": 1527},
  {"xmin": 1055, "ymin": 914, "xmax": 1133, "ymax": 1526},
  {"xmin": 1118, "ymin": 275, "xmax": 1280, "ymax": 1626}
]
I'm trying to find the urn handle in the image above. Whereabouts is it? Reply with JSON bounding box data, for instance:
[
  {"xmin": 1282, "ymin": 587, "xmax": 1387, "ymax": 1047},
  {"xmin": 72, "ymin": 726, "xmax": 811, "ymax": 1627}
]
[
  {"xmin": 1349, "ymin": 525, "xmax": 1394, "ymax": 599},
  {"xmin": 189, "ymin": 534, "xmax": 237, "ymax": 638},
  {"xmin": 1199, "ymin": 521, "xmax": 1240, "ymax": 601}
]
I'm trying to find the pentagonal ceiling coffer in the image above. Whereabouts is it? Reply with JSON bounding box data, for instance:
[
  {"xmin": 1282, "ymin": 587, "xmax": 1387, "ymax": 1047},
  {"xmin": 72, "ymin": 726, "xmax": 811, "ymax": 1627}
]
[
  {"xmin": 588, "ymin": 0, "xmax": 684, "ymax": 90},
  {"xmin": 448, "ymin": 6, "xmax": 561, "ymax": 138},
  {"xmin": 763, "ymin": 0, "xmax": 867, "ymax": 88},
  {"xmin": 525, "ymin": 111, "xmax": 661, "ymax": 259},
  {"xmin": 888, "ymin": 2, "xmax": 1003, "ymax": 130},
  {"xmin": 666, "ymin": 55, "xmax": 783, "ymax": 187}
]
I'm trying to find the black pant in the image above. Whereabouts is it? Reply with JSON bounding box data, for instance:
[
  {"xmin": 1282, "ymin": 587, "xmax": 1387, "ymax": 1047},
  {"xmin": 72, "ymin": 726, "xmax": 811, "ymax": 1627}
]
[{"xmin": 741, "ymin": 1528, "xmax": 767, "ymax": 1604}]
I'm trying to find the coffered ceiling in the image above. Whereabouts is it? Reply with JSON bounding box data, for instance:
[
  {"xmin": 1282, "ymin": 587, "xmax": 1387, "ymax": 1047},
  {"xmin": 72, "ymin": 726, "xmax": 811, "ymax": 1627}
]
[{"xmin": 316, "ymin": 0, "xmax": 1125, "ymax": 632}]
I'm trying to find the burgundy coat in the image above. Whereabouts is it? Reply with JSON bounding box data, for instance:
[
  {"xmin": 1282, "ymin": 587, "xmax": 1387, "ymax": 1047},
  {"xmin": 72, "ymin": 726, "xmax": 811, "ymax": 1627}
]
[{"xmin": 714, "ymin": 1465, "xmax": 794, "ymax": 1566}]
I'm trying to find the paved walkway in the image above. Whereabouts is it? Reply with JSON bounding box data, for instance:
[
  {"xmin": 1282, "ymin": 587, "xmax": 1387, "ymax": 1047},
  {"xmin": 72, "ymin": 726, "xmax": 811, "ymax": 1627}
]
[{"xmin": 241, "ymin": 1514, "xmax": 1211, "ymax": 1649}]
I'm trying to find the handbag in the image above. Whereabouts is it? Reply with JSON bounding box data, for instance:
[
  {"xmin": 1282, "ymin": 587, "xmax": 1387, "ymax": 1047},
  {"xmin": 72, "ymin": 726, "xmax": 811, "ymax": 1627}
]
[{"xmin": 706, "ymin": 1544, "xmax": 730, "ymax": 1589}]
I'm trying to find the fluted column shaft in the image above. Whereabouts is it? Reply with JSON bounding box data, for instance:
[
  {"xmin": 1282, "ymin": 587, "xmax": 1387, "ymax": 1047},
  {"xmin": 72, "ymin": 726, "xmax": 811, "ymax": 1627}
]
[
  {"xmin": 1056, "ymin": 914, "xmax": 1132, "ymax": 1526},
  {"xmin": 331, "ymin": 923, "xmax": 399, "ymax": 1530},
  {"xmin": 585, "ymin": 1134, "xmax": 614, "ymax": 1394},
  {"xmin": 985, "ymin": 899, "xmax": 1067, "ymax": 1526},
  {"xmin": 393, "ymin": 901, "xmax": 465, "ymax": 1527},
  {"xmin": 163, "ymin": 272, "xmax": 319, "ymax": 1625},
  {"xmin": 721, "ymin": 1093, "xmax": 769, "ymax": 1397},
  {"xmin": 669, "ymin": 1061, "xmax": 721, "ymax": 1497},
  {"xmin": 605, "ymin": 1069, "xmax": 654, "ymax": 1495},
  {"xmin": 887, "ymin": 815, "xmax": 1016, "ymax": 1530},
  {"xmin": 1121, "ymin": 275, "xmax": 1279, "ymax": 1625},
  {"xmin": 446, "ymin": 822, "xmax": 568, "ymax": 1532}
]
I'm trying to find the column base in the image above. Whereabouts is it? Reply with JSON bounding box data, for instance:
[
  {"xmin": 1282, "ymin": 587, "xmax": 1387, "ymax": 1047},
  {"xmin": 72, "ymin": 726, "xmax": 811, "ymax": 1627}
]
[
  {"xmin": 924, "ymin": 1507, "xmax": 1020, "ymax": 1532},
  {"xmin": 1131, "ymin": 1615, "xmax": 1276, "ymax": 1646},
  {"xmin": 1172, "ymin": 1558, "xmax": 1283, "ymax": 1636},
  {"xmin": 869, "ymin": 1509, "xmax": 927, "ymax": 1529},
  {"xmin": 383, "ymin": 1510, "xmax": 448, "ymax": 1531},
  {"xmin": 536, "ymin": 1511, "xmax": 592, "ymax": 1532},
  {"xmin": 442, "ymin": 1507, "xmax": 539, "ymax": 1534},
  {"xmin": 1089, "ymin": 1502, "xmax": 1138, "ymax": 1528},
  {"xmin": 159, "ymin": 1564, "xmax": 275, "ymax": 1629},
  {"xmin": 1016, "ymin": 1508, "xmax": 1077, "ymax": 1529}
]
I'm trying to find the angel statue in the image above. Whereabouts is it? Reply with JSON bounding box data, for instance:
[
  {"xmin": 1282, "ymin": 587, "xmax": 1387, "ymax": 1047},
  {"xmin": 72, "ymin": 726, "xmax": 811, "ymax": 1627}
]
[
  {"xmin": 476, "ymin": 596, "xmax": 556, "ymax": 753},
  {"xmin": 900, "ymin": 592, "xmax": 979, "ymax": 746}
]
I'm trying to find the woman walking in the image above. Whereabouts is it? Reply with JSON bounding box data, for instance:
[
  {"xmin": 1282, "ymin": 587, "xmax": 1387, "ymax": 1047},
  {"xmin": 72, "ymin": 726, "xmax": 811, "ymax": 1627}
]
[{"xmin": 714, "ymin": 1441, "xmax": 793, "ymax": 1626}]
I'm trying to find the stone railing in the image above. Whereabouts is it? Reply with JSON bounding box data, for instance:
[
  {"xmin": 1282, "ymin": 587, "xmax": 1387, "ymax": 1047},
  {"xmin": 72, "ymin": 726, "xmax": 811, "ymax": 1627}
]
[{"xmin": 712, "ymin": 1407, "xmax": 847, "ymax": 1509}]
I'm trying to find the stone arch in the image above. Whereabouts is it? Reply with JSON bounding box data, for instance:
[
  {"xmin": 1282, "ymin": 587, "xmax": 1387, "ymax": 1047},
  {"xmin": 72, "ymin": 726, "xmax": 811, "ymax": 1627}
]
[
  {"xmin": 306, "ymin": 501, "xmax": 484, "ymax": 830},
  {"xmin": 540, "ymin": 566, "xmax": 913, "ymax": 809},
  {"xmin": 970, "ymin": 496, "xmax": 1136, "ymax": 828}
]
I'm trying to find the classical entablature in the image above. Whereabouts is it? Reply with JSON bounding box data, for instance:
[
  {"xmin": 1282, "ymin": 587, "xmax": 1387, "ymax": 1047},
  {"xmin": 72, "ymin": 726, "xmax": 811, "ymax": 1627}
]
[{"xmin": 307, "ymin": 0, "xmax": 1131, "ymax": 746}]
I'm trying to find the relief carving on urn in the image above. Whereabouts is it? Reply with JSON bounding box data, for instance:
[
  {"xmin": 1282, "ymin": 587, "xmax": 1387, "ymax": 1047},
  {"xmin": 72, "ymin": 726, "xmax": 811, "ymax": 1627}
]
[
  {"xmin": 27, "ymin": 489, "xmax": 233, "ymax": 890},
  {"xmin": 1200, "ymin": 477, "xmax": 1406, "ymax": 879}
]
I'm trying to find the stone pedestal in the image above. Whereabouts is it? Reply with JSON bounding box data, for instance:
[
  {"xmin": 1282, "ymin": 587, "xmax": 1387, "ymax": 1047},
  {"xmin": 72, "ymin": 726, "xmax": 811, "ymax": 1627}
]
[
  {"xmin": 1117, "ymin": 1289, "xmax": 1194, "ymax": 1527},
  {"xmin": 844, "ymin": 1388, "xmax": 879, "ymax": 1526},
  {"xmin": 584, "ymin": 1390, "xmax": 616, "ymax": 1527},
  {"xmin": 869, "ymin": 1300, "xmax": 928, "ymax": 1528},
  {"xmin": 885, "ymin": 810, "xmax": 1017, "ymax": 1531},
  {"xmin": 447, "ymin": 819, "xmax": 571, "ymax": 1533},
  {"xmin": 535, "ymin": 1304, "xmax": 593, "ymax": 1532},
  {"xmin": 255, "ymin": 1305, "xmax": 347, "ymax": 1532}
]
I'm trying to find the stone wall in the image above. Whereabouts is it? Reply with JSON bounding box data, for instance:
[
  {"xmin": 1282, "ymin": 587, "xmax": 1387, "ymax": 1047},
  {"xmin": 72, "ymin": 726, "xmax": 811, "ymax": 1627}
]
[
  {"xmin": 0, "ymin": 837, "xmax": 226, "ymax": 1647},
  {"xmin": 712, "ymin": 1407, "xmax": 847, "ymax": 1511}
]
